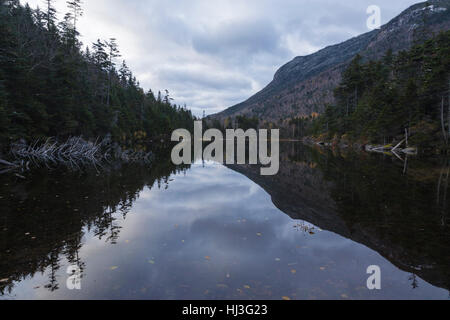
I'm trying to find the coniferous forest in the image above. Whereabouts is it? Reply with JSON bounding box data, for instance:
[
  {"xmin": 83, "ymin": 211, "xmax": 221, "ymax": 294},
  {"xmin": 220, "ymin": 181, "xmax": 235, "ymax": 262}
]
[
  {"xmin": 306, "ymin": 31, "xmax": 450, "ymax": 150},
  {"xmin": 0, "ymin": 0, "xmax": 194, "ymax": 150}
]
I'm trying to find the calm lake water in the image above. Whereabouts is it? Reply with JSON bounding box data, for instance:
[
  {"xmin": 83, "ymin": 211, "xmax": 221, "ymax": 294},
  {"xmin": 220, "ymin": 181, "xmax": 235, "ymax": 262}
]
[{"xmin": 0, "ymin": 142, "xmax": 449, "ymax": 300}]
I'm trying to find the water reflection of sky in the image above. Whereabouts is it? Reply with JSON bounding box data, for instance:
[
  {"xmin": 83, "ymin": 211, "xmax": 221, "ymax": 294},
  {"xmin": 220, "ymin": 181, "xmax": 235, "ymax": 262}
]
[{"xmin": 5, "ymin": 162, "xmax": 449, "ymax": 300}]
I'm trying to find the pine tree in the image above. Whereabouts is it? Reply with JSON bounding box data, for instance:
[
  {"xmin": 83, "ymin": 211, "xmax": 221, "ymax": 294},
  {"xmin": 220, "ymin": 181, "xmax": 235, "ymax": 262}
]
[
  {"xmin": 105, "ymin": 38, "xmax": 121, "ymax": 107},
  {"xmin": 0, "ymin": 0, "xmax": 194, "ymax": 142},
  {"xmin": 66, "ymin": 0, "xmax": 83, "ymax": 34},
  {"xmin": 43, "ymin": 0, "xmax": 56, "ymax": 30},
  {"xmin": 119, "ymin": 60, "xmax": 130, "ymax": 85}
]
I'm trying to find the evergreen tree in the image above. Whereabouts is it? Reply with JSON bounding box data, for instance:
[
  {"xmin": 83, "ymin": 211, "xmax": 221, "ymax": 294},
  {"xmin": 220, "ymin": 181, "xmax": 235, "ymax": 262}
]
[
  {"xmin": 0, "ymin": 0, "xmax": 194, "ymax": 145},
  {"xmin": 66, "ymin": 0, "xmax": 83, "ymax": 34},
  {"xmin": 310, "ymin": 31, "xmax": 450, "ymax": 149},
  {"xmin": 43, "ymin": 0, "xmax": 57, "ymax": 30}
]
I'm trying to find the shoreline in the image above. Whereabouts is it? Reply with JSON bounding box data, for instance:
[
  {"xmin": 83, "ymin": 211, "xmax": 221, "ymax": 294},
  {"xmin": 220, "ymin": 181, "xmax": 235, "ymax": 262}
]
[{"xmin": 301, "ymin": 136, "xmax": 419, "ymax": 157}]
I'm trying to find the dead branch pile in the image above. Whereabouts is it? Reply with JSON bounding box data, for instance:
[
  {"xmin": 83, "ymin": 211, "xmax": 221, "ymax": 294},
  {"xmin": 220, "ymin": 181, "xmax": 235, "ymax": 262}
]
[
  {"xmin": 11, "ymin": 137, "xmax": 107, "ymax": 165},
  {"xmin": 1, "ymin": 137, "xmax": 154, "ymax": 174}
]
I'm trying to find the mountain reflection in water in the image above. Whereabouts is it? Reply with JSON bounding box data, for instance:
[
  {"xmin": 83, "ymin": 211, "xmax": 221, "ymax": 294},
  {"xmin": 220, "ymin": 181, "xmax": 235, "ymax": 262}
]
[{"xmin": 0, "ymin": 143, "xmax": 449, "ymax": 300}]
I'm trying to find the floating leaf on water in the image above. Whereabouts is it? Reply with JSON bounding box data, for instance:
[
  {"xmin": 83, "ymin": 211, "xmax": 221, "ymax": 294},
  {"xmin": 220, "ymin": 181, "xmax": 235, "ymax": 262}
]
[
  {"xmin": 149, "ymin": 260, "xmax": 155, "ymax": 265},
  {"xmin": 291, "ymin": 269, "xmax": 297, "ymax": 274},
  {"xmin": 244, "ymin": 285, "xmax": 251, "ymax": 289},
  {"xmin": 282, "ymin": 296, "xmax": 291, "ymax": 301},
  {"xmin": 205, "ymin": 256, "xmax": 211, "ymax": 261},
  {"xmin": 110, "ymin": 266, "xmax": 119, "ymax": 270}
]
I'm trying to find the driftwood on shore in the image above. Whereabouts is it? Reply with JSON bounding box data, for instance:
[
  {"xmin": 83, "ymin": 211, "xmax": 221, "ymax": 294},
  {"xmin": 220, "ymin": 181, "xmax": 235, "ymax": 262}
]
[
  {"xmin": 0, "ymin": 137, "xmax": 154, "ymax": 175},
  {"xmin": 305, "ymin": 136, "xmax": 418, "ymax": 157},
  {"xmin": 365, "ymin": 143, "xmax": 418, "ymax": 155},
  {"xmin": 11, "ymin": 137, "xmax": 107, "ymax": 165},
  {"xmin": 0, "ymin": 159, "xmax": 17, "ymax": 167},
  {"xmin": 0, "ymin": 158, "xmax": 20, "ymax": 175}
]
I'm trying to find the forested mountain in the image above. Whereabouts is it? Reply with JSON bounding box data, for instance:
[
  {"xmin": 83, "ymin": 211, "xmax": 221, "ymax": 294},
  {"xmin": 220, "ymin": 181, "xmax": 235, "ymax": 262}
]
[
  {"xmin": 0, "ymin": 0, "xmax": 194, "ymax": 148},
  {"xmin": 211, "ymin": 0, "xmax": 450, "ymax": 125},
  {"xmin": 307, "ymin": 32, "xmax": 450, "ymax": 149}
]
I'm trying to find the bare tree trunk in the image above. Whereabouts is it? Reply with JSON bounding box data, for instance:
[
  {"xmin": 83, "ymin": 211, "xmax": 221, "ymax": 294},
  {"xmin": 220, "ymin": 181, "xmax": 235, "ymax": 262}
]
[
  {"xmin": 444, "ymin": 166, "xmax": 449, "ymax": 208},
  {"xmin": 441, "ymin": 96, "xmax": 448, "ymax": 145},
  {"xmin": 403, "ymin": 155, "xmax": 408, "ymax": 175},
  {"xmin": 437, "ymin": 166, "xmax": 444, "ymax": 205},
  {"xmin": 444, "ymin": 162, "xmax": 450, "ymax": 226},
  {"xmin": 405, "ymin": 128, "xmax": 409, "ymax": 148},
  {"xmin": 392, "ymin": 139, "xmax": 406, "ymax": 153},
  {"xmin": 448, "ymin": 79, "xmax": 450, "ymax": 140},
  {"xmin": 107, "ymin": 70, "xmax": 111, "ymax": 107}
]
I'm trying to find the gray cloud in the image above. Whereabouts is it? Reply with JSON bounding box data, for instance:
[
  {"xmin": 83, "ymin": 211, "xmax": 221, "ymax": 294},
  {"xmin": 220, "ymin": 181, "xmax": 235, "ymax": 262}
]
[
  {"xmin": 192, "ymin": 19, "xmax": 287, "ymax": 57},
  {"xmin": 22, "ymin": 0, "xmax": 420, "ymax": 116},
  {"xmin": 160, "ymin": 68, "xmax": 253, "ymax": 91}
]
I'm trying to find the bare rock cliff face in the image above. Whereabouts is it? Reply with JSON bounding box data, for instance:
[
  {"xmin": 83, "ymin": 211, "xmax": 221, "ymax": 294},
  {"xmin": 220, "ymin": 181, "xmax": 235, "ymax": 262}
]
[{"xmin": 213, "ymin": 0, "xmax": 450, "ymax": 123}]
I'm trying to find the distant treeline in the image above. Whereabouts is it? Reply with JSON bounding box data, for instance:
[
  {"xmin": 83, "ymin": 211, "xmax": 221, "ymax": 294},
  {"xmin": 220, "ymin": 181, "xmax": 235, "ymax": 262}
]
[
  {"xmin": 208, "ymin": 115, "xmax": 260, "ymax": 132},
  {"xmin": 301, "ymin": 31, "xmax": 450, "ymax": 149},
  {"xmin": 0, "ymin": 0, "xmax": 194, "ymax": 147}
]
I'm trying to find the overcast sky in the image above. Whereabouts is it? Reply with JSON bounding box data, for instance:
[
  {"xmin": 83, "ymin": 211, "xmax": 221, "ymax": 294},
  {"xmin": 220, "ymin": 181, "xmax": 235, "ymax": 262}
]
[{"xmin": 22, "ymin": 0, "xmax": 420, "ymax": 116}]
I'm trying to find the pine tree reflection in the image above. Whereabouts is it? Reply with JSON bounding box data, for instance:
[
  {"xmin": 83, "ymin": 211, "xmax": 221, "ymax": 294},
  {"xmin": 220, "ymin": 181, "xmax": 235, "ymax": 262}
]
[{"xmin": 0, "ymin": 152, "xmax": 189, "ymax": 295}]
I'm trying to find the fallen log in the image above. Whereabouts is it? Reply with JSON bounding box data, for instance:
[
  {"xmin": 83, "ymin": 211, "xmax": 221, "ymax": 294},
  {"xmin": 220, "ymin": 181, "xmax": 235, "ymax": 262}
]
[
  {"xmin": 391, "ymin": 139, "xmax": 406, "ymax": 152},
  {"xmin": 391, "ymin": 150, "xmax": 404, "ymax": 162}
]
